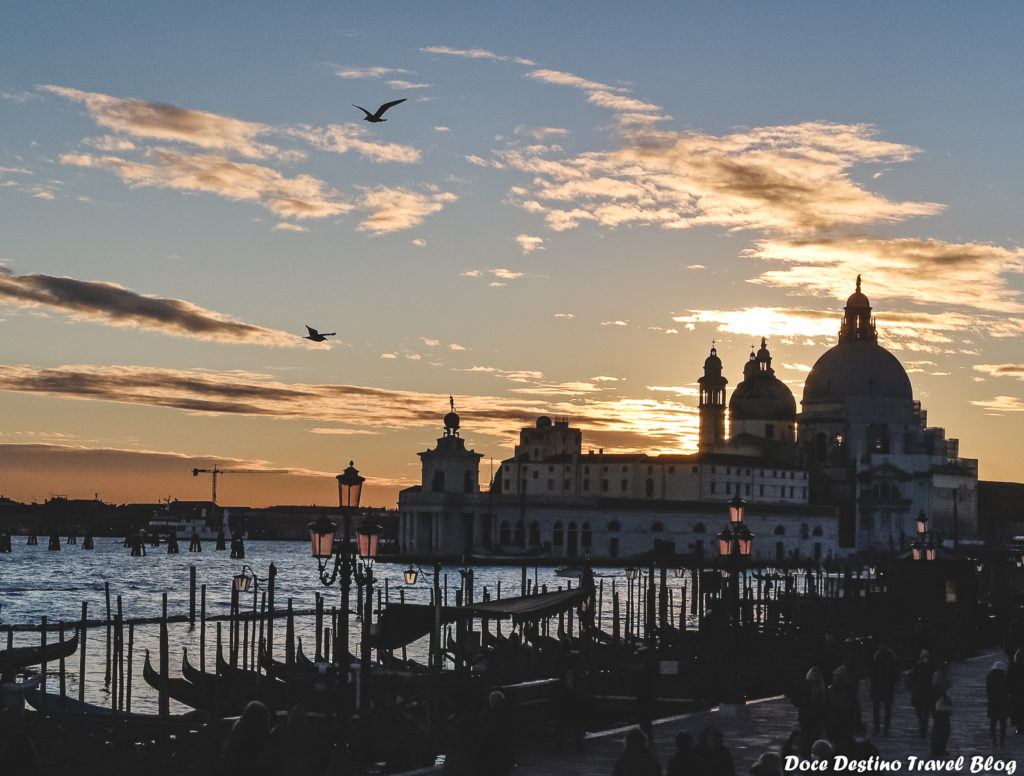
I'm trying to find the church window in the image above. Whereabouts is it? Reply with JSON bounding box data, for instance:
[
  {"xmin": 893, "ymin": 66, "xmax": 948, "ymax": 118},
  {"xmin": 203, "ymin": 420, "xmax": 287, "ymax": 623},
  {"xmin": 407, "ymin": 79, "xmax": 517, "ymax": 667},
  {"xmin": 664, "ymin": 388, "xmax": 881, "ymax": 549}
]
[
  {"xmin": 802, "ymin": 488, "xmax": 807, "ymax": 498},
  {"xmin": 504, "ymin": 479, "xmax": 510, "ymax": 491},
  {"xmin": 745, "ymin": 484, "xmax": 751, "ymax": 496},
  {"xmin": 564, "ymin": 479, "xmax": 570, "ymax": 490},
  {"xmin": 652, "ymin": 521, "xmax": 664, "ymax": 533},
  {"xmin": 669, "ymin": 465, "xmax": 676, "ymax": 473},
  {"xmin": 582, "ymin": 523, "xmax": 592, "ymax": 547},
  {"xmin": 759, "ymin": 485, "xmax": 765, "ymax": 496},
  {"xmin": 800, "ymin": 523, "xmax": 809, "ymax": 539},
  {"xmin": 648, "ymin": 466, "xmax": 654, "ymax": 474},
  {"xmin": 726, "ymin": 467, "xmax": 731, "ymax": 475},
  {"xmin": 789, "ymin": 487, "xmax": 794, "ymax": 498},
  {"xmin": 608, "ymin": 521, "xmax": 621, "ymax": 532},
  {"xmin": 553, "ymin": 522, "xmax": 564, "ymax": 545},
  {"xmin": 533, "ymin": 448, "xmax": 539, "ymax": 458},
  {"xmin": 432, "ymin": 471, "xmax": 445, "ymax": 492},
  {"xmin": 645, "ymin": 479, "xmax": 655, "ymax": 497},
  {"xmin": 601, "ymin": 479, "xmax": 609, "ymax": 492},
  {"xmin": 694, "ymin": 523, "xmax": 706, "ymax": 534},
  {"xmin": 622, "ymin": 466, "xmax": 628, "ymax": 473},
  {"xmin": 813, "ymin": 525, "xmax": 823, "ymax": 537},
  {"xmin": 774, "ymin": 525, "xmax": 785, "ymax": 535},
  {"xmin": 691, "ymin": 466, "xmax": 698, "ymax": 473},
  {"xmin": 514, "ymin": 521, "xmax": 524, "ymax": 544},
  {"xmin": 620, "ymin": 479, "xmax": 628, "ymax": 491},
  {"xmin": 584, "ymin": 466, "xmax": 590, "ymax": 473},
  {"xmin": 548, "ymin": 465, "xmax": 554, "ymax": 472}
]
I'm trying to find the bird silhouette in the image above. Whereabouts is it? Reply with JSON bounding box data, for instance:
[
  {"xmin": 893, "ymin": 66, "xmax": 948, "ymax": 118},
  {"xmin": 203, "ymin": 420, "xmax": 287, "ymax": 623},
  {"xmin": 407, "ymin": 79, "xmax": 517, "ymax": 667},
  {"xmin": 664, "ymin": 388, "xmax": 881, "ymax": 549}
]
[
  {"xmin": 304, "ymin": 325, "xmax": 336, "ymax": 342},
  {"xmin": 352, "ymin": 98, "xmax": 407, "ymax": 123}
]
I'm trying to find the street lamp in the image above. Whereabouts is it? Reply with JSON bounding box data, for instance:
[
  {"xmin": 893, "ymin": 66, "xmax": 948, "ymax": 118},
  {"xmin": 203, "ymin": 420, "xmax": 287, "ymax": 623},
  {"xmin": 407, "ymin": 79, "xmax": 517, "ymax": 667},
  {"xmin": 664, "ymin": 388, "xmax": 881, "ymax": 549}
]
[
  {"xmin": 354, "ymin": 515, "xmax": 380, "ymax": 759},
  {"xmin": 307, "ymin": 461, "xmax": 365, "ymax": 755},
  {"xmin": 718, "ymin": 498, "xmax": 754, "ymax": 629}
]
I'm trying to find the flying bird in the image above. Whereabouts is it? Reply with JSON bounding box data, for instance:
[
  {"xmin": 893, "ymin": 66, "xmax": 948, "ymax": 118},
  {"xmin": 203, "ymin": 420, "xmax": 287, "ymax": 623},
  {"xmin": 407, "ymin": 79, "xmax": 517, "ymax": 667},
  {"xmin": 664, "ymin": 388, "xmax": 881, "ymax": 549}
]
[
  {"xmin": 352, "ymin": 98, "xmax": 407, "ymax": 123},
  {"xmin": 304, "ymin": 326, "xmax": 336, "ymax": 342}
]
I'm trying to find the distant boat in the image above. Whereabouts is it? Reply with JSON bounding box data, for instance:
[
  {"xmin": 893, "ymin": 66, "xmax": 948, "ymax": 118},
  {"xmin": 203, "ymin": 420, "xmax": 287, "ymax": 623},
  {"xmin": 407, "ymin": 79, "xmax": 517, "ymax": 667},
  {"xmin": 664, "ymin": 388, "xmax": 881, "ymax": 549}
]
[
  {"xmin": 25, "ymin": 688, "xmax": 142, "ymax": 717},
  {"xmin": 469, "ymin": 547, "xmax": 551, "ymax": 564},
  {"xmin": 147, "ymin": 516, "xmax": 223, "ymax": 541},
  {"xmin": 555, "ymin": 565, "xmax": 583, "ymax": 578}
]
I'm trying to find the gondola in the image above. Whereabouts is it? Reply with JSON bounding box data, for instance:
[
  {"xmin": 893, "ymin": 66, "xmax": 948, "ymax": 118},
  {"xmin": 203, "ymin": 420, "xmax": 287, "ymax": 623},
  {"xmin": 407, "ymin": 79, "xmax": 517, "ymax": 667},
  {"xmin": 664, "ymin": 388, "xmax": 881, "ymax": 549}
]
[
  {"xmin": 24, "ymin": 688, "xmax": 142, "ymax": 717},
  {"xmin": 0, "ymin": 630, "xmax": 79, "ymax": 670},
  {"xmin": 142, "ymin": 649, "xmax": 239, "ymax": 716}
]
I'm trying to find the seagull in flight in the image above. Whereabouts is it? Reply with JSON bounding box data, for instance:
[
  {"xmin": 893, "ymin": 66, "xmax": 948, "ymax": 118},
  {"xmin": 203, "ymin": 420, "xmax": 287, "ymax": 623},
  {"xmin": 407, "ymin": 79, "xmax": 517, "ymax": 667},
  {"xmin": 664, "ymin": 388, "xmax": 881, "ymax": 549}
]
[
  {"xmin": 304, "ymin": 325, "xmax": 336, "ymax": 342},
  {"xmin": 352, "ymin": 98, "xmax": 407, "ymax": 123}
]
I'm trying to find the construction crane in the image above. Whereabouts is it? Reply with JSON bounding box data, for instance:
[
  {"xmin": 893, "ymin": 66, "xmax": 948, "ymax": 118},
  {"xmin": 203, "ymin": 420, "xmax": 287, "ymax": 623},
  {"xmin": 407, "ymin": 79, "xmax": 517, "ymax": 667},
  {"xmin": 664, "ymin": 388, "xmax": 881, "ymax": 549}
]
[{"xmin": 191, "ymin": 465, "xmax": 291, "ymax": 504}]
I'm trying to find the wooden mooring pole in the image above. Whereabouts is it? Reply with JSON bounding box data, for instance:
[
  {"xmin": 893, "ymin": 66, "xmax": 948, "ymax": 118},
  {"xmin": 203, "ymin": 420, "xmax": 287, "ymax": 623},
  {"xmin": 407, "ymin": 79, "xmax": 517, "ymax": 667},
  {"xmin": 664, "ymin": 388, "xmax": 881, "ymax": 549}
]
[
  {"xmin": 78, "ymin": 602, "xmax": 88, "ymax": 704},
  {"xmin": 159, "ymin": 592, "xmax": 169, "ymax": 717}
]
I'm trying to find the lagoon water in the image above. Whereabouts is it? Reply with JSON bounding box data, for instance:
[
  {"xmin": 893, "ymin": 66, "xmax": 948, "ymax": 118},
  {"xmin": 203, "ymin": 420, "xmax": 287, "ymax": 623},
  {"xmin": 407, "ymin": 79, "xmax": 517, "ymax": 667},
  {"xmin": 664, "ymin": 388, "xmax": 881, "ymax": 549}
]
[{"xmin": 0, "ymin": 538, "xmax": 693, "ymax": 713}]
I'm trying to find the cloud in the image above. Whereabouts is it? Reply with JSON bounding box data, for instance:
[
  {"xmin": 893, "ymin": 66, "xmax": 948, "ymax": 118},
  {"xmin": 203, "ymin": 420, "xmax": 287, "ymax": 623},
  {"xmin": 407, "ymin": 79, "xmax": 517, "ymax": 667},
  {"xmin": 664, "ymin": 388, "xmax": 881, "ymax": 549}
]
[
  {"xmin": 554, "ymin": 313, "xmax": 574, "ymax": 318},
  {"xmin": 273, "ymin": 222, "xmax": 308, "ymax": 232},
  {"xmin": 355, "ymin": 186, "xmax": 457, "ymax": 234},
  {"xmin": 287, "ymin": 123, "xmax": 421, "ymax": 163},
  {"xmin": 462, "ymin": 268, "xmax": 523, "ymax": 282},
  {"xmin": 0, "ymin": 270, "xmax": 298, "ymax": 345},
  {"xmin": 525, "ymin": 68, "xmax": 665, "ymax": 121},
  {"xmin": 421, "ymin": 46, "xmax": 535, "ymax": 66},
  {"xmin": 499, "ymin": 122, "xmax": 941, "ymax": 234},
  {"xmin": 970, "ymin": 396, "xmax": 1024, "ymax": 414},
  {"xmin": 43, "ymin": 85, "xmax": 280, "ymax": 159},
  {"xmin": 747, "ymin": 236, "xmax": 1024, "ymax": 314},
  {"xmin": 601, "ymin": 320, "xmax": 629, "ymax": 326},
  {"xmin": 449, "ymin": 344, "xmax": 465, "ymax": 351},
  {"xmin": 516, "ymin": 126, "xmax": 570, "ymax": 141},
  {"xmin": 515, "ymin": 234, "xmax": 544, "ymax": 253},
  {"xmin": 61, "ymin": 149, "xmax": 353, "ymax": 219},
  {"xmin": 421, "ymin": 337, "xmax": 440, "ymax": 346},
  {"xmin": 386, "ymin": 80, "xmax": 432, "ymax": 90},
  {"xmin": 335, "ymin": 66, "xmax": 410, "ymax": 79},
  {"xmin": 686, "ymin": 264, "xmax": 706, "ymax": 270},
  {"xmin": 974, "ymin": 364, "xmax": 1024, "ymax": 380}
]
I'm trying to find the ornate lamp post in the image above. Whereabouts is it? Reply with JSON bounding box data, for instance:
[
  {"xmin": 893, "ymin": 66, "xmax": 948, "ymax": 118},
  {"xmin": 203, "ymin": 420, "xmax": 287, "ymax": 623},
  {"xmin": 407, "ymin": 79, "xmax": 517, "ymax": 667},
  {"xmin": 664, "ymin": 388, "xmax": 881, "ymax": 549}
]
[
  {"xmin": 912, "ymin": 510, "xmax": 936, "ymax": 561},
  {"xmin": 354, "ymin": 515, "xmax": 381, "ymax": 757},
  {"xmin": 717, "ymin": 497, "xmax": 754, "ymax": 629}
]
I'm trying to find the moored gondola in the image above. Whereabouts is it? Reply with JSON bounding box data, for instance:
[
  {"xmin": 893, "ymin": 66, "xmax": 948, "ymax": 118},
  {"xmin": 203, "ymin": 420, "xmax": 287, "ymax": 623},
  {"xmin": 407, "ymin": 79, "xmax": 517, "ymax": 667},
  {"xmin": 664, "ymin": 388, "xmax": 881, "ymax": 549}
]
[{"xmin": 0, "ymin": 630, "xmax": 79, "ymax": 669}]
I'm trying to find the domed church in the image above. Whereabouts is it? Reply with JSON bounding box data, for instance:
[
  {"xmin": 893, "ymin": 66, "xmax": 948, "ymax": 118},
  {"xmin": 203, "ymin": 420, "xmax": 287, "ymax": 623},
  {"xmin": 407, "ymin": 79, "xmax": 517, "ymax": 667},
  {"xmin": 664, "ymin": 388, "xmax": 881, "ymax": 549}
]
[{"xmin": 795, "ymin": 277, "xmax": 977, "ymax": 549}]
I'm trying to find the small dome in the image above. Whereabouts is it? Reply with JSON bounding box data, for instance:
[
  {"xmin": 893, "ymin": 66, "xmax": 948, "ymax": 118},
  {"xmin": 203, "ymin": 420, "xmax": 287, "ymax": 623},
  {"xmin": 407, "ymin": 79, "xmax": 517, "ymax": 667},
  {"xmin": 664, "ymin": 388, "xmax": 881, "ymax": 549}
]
[
  {"xmin": 444, "ymin": 411, "xmax": 461, "ymax": 430},
  {"xmin": 536, "ymin": 415, "xmax": 553, "ymax": 428},
  {"xmin": 704, "ymin": 346, "xmax": 722, "ymax": 370},
  {"xmin": 729, "ymin": 376, "xmax": 796, "ymax": 420},
  {"xmin": 803, "ymin": 341, "xmax": 912, "ymax": 403}
]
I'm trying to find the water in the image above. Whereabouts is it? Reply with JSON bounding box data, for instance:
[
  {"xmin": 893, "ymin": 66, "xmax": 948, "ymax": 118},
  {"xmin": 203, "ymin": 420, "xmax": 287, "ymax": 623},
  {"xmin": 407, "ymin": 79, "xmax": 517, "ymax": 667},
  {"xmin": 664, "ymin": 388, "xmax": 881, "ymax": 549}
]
[{"xmin": 0, "ymin": 539, "xmax": 697, "ymax": 713}]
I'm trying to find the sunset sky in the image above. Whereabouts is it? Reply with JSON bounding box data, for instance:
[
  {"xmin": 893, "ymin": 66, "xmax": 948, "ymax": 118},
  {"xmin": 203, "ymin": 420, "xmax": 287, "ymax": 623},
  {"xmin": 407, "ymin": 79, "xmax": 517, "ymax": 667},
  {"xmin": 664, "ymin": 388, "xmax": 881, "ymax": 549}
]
[{"xmin": 1, "ymin": 2, "xmax": 1022, "ymax": 508}]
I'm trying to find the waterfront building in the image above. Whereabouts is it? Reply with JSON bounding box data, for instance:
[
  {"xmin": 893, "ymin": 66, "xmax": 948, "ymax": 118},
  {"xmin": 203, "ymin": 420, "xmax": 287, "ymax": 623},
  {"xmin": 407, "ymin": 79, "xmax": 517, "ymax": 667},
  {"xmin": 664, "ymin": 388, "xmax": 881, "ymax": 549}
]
[{"xmin": 396, "ymin": 278, "xmax": 977, "ymax": 562}]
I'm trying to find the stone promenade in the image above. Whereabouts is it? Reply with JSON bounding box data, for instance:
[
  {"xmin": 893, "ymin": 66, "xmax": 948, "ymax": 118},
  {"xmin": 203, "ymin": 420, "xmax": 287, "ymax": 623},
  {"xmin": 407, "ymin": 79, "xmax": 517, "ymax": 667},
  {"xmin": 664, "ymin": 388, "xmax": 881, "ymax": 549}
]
[{"xmin": 398, "ymin": 650, "xmax": 1024, "ymax": 775}]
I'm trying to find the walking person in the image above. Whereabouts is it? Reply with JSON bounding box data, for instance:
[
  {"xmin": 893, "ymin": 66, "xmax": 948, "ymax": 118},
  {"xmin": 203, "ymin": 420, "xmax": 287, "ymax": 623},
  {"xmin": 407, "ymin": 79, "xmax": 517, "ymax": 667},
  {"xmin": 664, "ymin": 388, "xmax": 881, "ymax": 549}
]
[
  {"xmin": 987, "ymin": 661, "xmax": 1011, "ymax": 747},
  {"xmin": 612, "ymin": 726, "xmax": 662, "ymax": 776},
  {"xmin": 1007, "ymin": 648, "xmax": 1024, "ymax": 734},
  {"xmin": 910, "ymin": 650, "xmax": 936, "ymax": 738},
  {"xmin": 796, "ymin": 666, "xmax": 827, "ymax": 742},
  {"xmin": 868, "ymin": 642, "xmax": 898, "ymax": 735},
  {"xmin": 931, "ymin": 692, "xmax": 952, "ymax": 757}
]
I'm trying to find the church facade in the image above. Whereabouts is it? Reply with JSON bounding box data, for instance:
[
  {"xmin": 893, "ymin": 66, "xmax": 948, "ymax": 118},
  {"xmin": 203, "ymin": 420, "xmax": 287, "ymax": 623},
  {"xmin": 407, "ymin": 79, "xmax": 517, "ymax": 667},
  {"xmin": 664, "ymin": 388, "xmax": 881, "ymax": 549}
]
[{"xmin": 396, "ymin": 280, "xmax": 977, "ymax": 561}]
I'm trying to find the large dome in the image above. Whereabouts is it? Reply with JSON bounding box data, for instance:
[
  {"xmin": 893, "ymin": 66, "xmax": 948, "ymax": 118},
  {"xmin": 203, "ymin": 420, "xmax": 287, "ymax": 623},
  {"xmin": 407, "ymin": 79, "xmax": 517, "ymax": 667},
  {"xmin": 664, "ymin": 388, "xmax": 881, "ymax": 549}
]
[
  {"xmin": 803, "ymin": 340, "xmax": 912, "ymax": 403},
  {"xmin": 730, "ymin": 376, "xmax": 796, "ymax": 420}
]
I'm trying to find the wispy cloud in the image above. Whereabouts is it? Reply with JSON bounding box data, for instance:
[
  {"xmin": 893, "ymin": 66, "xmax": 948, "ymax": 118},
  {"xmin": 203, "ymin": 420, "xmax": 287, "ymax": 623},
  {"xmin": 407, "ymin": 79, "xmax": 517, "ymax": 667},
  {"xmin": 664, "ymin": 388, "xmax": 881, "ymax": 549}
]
[
  {"xmin": 43, "ymin": 85, "xmax": 281, "ymax": 159},
  {"xmin": 974, "ymin": 364, "xmax": 1024, "ymax": 380},
  {"xmin": 61, "ymin": 149, "xmax": 353, "ymax": 219},
  {"xmin": 335, "ymin": 66, "xmax": 411, "ymax": 79},
  {"xmin": 747, "ymin": 237, "xmax": 1024, "ymax": 314},
  {"xmin": 601, "ymin": 320, "xmax": 629, "ymax": 327},
  {"xmin": 356, "ymin": 186, "xmax": 456, "ymax": 234},
  {"xmin": 0, "ymin": 270, "xmax": 299, "ymax": 345},
  {"xmin": 501, "ymin": 122, "xmax": 941, "ymax": 234},
  {"xmin": 421, "ymin": 46, "xmax": 535, "ymax": 66},
  {"xmin": 273, "ymin": 222, "xmax": 308, "ymax": 232},
  {"xmin": 525, "ymin": 68, "xmax": 665, "ymax": 121},
  {"xmin": 386, "ymin": 80, "xmax": 432, "ymax": 90},
  {"xmin": 0, "ymin": 364, "xmax": 698, "ymax": 452},
  {"xmin": 970, "ymin": 396, "xmax": 1024, "ymax": 414},
  {"xmin": 286, "ymin": 124, "xmax": 421, "ymax": 163}
]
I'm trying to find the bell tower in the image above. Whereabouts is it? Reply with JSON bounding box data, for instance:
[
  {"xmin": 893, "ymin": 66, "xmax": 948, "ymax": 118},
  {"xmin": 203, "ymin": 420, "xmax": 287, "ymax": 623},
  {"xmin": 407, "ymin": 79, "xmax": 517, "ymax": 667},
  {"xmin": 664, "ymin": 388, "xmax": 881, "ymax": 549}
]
[{"xmin": 698, "ymin": 344, "xmax": 728, "ymax": 451}]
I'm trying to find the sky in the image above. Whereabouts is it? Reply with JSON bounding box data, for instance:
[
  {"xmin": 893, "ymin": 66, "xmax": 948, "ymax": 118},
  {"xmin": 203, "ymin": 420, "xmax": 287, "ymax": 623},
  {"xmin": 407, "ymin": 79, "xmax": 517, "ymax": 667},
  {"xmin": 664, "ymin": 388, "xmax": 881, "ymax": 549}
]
[{"xmin": 1, "ymin": 1, "xmax": 1022, "ymax": 508}]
